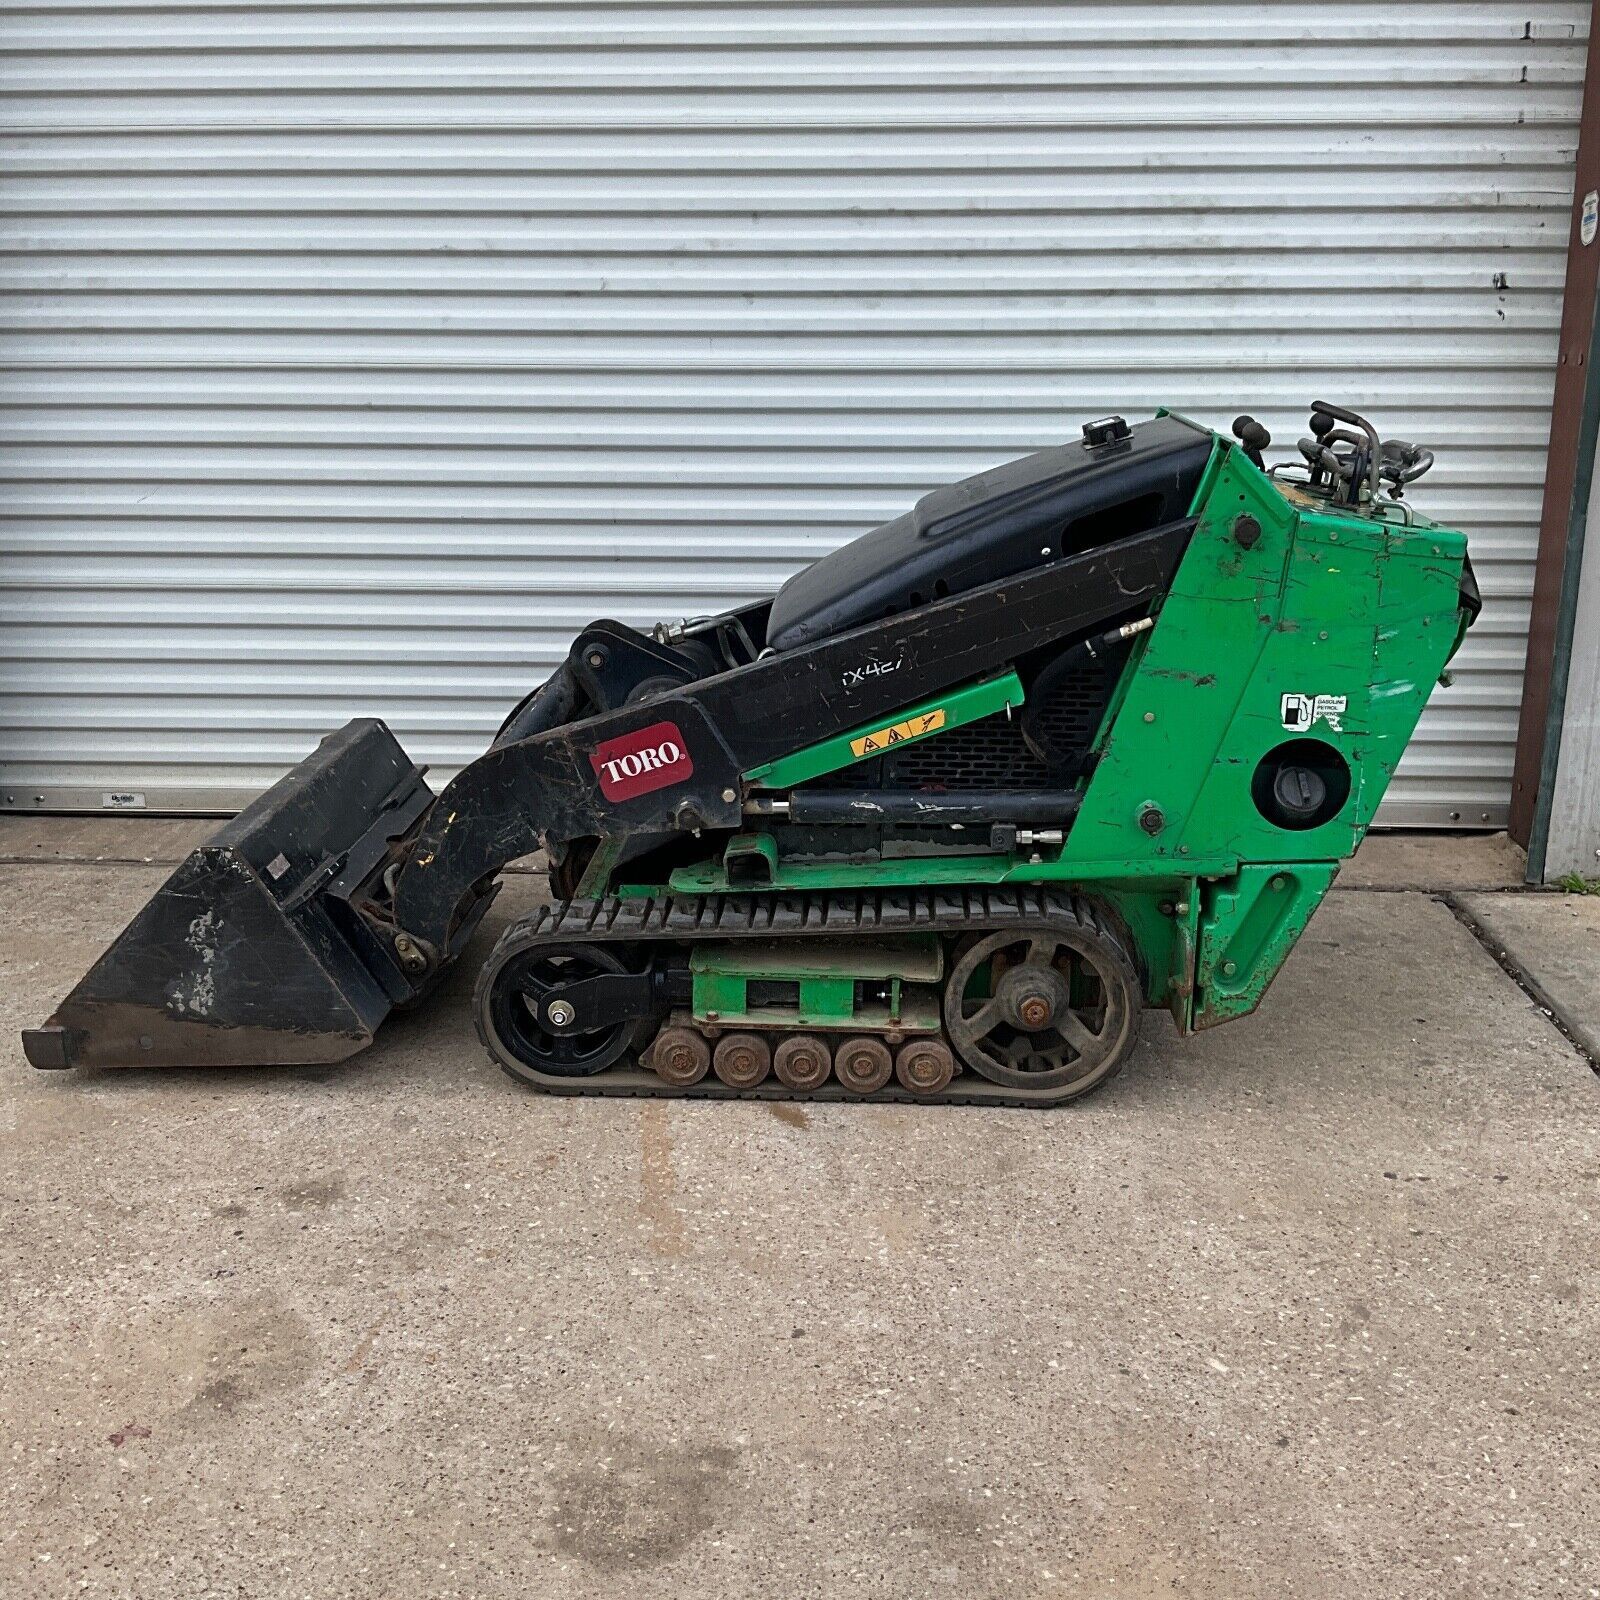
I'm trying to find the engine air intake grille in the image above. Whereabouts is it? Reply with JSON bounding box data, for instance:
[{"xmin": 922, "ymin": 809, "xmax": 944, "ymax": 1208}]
[{"xmin": 819, "ymin": 656, "xmax": 1114, "ymax": 794}]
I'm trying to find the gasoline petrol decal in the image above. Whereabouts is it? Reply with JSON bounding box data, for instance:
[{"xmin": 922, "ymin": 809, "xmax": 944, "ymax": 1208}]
[
  {"xmin": 590, "ymin": 720, "xmax": 695, "ymax": 802},
  {"xmin": 849, "ymin": 708, "xmax": 946, "ymax": 759},
  {"xmin": 1280, "ymin": 692, "xmax": 1347, "ymax": 734}
]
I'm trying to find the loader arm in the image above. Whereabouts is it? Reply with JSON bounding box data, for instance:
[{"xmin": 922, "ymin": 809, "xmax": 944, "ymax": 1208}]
[{"xmin": 391, "ymin": 521, "xmax": 1195, "ymax": 960}]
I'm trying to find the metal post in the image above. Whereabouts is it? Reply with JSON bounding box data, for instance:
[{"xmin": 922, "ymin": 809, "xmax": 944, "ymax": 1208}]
[
  {"xmin": 1540, "ymin": 406, "xmax": 1600, "ymax": 882},
  {"xmin": 1511, "ymin": 3, "xmax": 1600, "ymax": 852}
]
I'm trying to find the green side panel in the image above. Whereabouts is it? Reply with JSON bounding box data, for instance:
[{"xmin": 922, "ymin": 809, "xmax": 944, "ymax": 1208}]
[
  {"xmin": 746, "ymin": 671, "xmax": 1024, "ymax": 789},
  {"xmin": 1175, "ymin": 419, "xmax": 1230, "ymax": 514},
  {"xmin": 691, "ymin": 969, "xmax": 746, "ymax": 1019},
  {"xmin": 689, "ymin": 968, "xmax": 860, "ymax": 1027},
  {"xmin": 1063, "ymin": 445, "xmax": 1469, "ymax": 871},
  {"xmin": 799, "ymin": 977, "xmax": 856, "ymax": 1023},
  {"xmin": 689, "ymin": 937, "xmax": 942, "ymax": 981},
  {"xmin": 1089, "ymin": 885, "xmax": 1188, "ymax": 1012},
  {"xmin": 688, "ymin": 937, "xmax": 943, "ymax": 1029},
  {"xmin": 1191, "ymin": 862, "xmax": 1338, "ymax": 1029}
]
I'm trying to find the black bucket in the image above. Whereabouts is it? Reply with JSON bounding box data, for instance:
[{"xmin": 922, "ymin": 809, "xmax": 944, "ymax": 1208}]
[{"xmin": 21, "ymin": 719, "xmax": 467, "ymax": 1071}]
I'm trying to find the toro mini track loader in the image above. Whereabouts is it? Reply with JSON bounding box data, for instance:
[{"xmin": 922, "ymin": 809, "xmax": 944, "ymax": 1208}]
[{"xmin": 24, "ymin": 405, "xmax": 1478, "ymax": 1106}]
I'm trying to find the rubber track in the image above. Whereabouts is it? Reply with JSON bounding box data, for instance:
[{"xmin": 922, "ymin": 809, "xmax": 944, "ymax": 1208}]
[{"xmin": 474, "ymin": 886, "xmax": 1139, "ymax": 1108}]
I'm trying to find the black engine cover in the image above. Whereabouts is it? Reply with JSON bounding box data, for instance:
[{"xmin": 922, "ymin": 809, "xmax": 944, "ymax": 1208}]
[{"xmin": 765, "ymin": 412, "xmax": 1212, "ymax": 651}]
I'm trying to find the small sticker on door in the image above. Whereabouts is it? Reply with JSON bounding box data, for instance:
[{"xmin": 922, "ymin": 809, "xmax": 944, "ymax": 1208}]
[
  {"xmin": 1583, "ymin": 189, "xmax": 1598, "ymax": 246},
  {"xmin": 1281, "ymin": 692, "xmax": 1347, "ymax": 733},
  {"xmin": 101, "ymin": 791, "xmax": 147, "ymax": 810}
]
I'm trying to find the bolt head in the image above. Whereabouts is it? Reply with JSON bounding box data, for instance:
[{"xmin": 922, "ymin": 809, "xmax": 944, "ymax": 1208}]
[
  {"xmin": 546, "ymin": 1000, "xmax": 576, "ymax": 1027},
  {"xmin": 721, "ymin": 787, "xmax": 737, "ymax": 803}
]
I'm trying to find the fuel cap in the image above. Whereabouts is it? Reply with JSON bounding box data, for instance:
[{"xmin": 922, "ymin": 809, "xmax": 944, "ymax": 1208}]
[{"xmin": 1272, "ymin": 764, "xmax": 1328, "ymax": 824}]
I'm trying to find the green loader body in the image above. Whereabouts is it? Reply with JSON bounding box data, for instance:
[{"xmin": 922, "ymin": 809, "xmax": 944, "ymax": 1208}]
[{"xmin": 629, "ymin": 413, "xmax": 1472, "ymax": 1049}]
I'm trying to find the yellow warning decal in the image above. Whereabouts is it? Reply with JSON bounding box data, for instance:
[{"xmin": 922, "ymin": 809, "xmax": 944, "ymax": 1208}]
[{"xmin": 850, "ymin": 708, "xmax": 946, "ymax": 759}]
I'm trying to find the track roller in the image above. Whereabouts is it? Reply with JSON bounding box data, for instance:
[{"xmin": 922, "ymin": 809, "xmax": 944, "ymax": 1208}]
[
  {"xmin": 773, "ymin": 1033, "xmax": 832, "ymax": 1091},
  {"xmin": 651, "ymin": 1025, "xmax": 710, "ymax": 1087},
  {"xmin": 894, "ymin": 1037, "xmax": 956, "ymax": 1097},
  {"xmin": 713, "ymin": 1031, "xmax": 772, "ymax": 1089},
  {"xmin": 835, "ymin": 1035, "xmax": 893, "ymax": 1095}
]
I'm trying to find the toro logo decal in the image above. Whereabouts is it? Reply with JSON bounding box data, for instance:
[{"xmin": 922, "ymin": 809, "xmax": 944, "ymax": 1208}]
[{"xmin": 589, "ymin": 720, "xmax": 694, "ymax": 802}]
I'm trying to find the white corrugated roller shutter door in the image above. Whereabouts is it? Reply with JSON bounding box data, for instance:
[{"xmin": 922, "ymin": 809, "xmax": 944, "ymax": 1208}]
[{"xmin": 0, "ymin": 2, "xmax": 1587, "ymax": 822}]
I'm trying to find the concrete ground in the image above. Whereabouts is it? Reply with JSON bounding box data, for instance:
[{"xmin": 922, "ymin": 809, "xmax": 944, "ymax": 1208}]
[
  {"xmin": 1, "ymin": 823, "xmax": 1597, "ymax": 1600},
  {"xmin": 1459, "ymin": 890, "xmax": 1600, "ymax": 1064}
]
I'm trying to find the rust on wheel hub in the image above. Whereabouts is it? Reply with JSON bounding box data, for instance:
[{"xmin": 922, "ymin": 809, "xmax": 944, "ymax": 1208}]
[
  {"xmin": 651, "ymin": 1025, "xmax": 709, "ymax": 1087},
  {"xmin": 713, "ymin": 1031, "xmax": 771, "ymax": 1089},
  {"xmin": 773, "ymin": 1033, "xmax": 831, "ymax": 1091},
  {"xmin": 894, "ymin": 1037, "xmax": 955, "ymax": 1096},
  {"xmin": 835, "ymin": 1035, "xmax": 892, "ymax": 1095},
  {"xmin": 996, "ymin": 964, "xmax": 1072, "ymax": 1033}
]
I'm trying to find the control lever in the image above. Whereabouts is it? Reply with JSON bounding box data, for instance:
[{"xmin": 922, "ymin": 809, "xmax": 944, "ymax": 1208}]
[
  {"xmin": 1308, "ymin": 401, "xmax": 1381, "ymax": 501},
  {"xmin": 1381, "ymin": 439, "xmax": 1434, "ymax": 490},
  {"xmin": 1231, "ymin": 415, "xmax": 1272, "ymax": 470}
]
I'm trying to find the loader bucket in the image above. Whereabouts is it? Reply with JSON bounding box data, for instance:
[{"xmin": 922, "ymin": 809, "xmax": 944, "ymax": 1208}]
[{"xmin": 22, "ymin": 719, "xmax": 445, "ymax": 1072}]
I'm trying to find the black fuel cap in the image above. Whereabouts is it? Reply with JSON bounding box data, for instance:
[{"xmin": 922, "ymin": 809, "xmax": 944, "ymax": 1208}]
[
  {"xmin": 1272, "ymin": 764, "xmax": 1328, "ymax": 824},
  {"xmin": 1082, "ymin": 415, "xmax": 1131, "ymax": 448}
]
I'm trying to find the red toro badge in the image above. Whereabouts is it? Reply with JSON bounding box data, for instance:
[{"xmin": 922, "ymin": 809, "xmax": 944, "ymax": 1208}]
[{"xmin": 589, "ymin": 720, "xmax": 695, "ymax": 803}]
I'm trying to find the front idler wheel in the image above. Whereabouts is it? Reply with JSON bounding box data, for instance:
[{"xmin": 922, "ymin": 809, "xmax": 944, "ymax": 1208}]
[
  {"xmin": 477, "ymin": 941, "xmax": 643, "ymax": 1086},
  {"xmin": 943, "ymin": 915, "xmax": 1139, "ymax": 1099}
]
